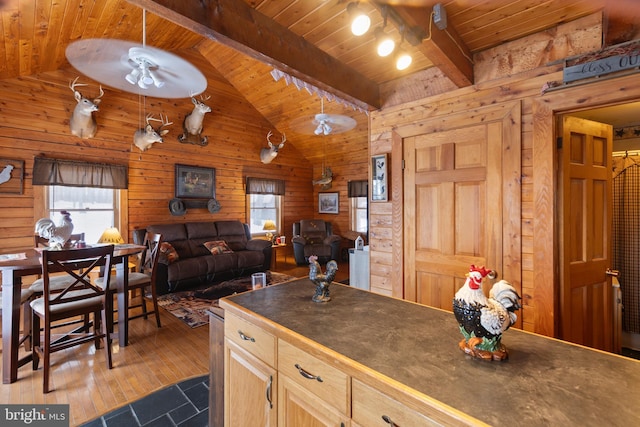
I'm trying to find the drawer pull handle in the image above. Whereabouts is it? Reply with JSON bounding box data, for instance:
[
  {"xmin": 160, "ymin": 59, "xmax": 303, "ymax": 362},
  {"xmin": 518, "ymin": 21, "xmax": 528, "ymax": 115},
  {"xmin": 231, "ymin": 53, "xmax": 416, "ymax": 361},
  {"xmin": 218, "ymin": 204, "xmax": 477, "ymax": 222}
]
[
  {"xmin": 382, "ymin": 415, "xmax": 399, "ymax": 426},
  {"xmin": 266, "ymin": 375, "xmax": 273, "ymax": 409},
  {"xmin": 237, "ymin": 330, "xmax": 255, "ymax": 342},
  {"xmin": 294, "ymin": 363, "xmax": 323, "ymax": 382}
]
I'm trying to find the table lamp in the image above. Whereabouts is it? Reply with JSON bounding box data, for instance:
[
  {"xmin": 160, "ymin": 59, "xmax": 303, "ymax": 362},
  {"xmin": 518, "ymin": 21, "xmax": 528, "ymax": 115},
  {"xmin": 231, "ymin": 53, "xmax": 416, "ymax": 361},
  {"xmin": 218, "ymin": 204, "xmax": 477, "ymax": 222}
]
[
  {"xmin": 98, "ymin": 227, "xmax": 124, "ymax": 244},
  {"xmin": 262, "ymin": 220, "xmax": 277, "ymax": 244}
]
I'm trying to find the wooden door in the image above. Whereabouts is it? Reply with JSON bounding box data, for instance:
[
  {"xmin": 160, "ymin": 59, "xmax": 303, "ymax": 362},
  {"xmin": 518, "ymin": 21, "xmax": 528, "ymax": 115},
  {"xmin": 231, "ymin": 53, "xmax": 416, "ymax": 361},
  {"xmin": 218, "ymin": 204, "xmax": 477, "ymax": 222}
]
[
  {"xmin": 225, "ymin": 340, "xmax": 277, "ymax": 427},
  {"xmin": 403, "ymin": 102, "xmax": 521, "ymax": 313},
  {"xmin": 559, "ymin": 116, "xmax": 613, "ymax": 351}
]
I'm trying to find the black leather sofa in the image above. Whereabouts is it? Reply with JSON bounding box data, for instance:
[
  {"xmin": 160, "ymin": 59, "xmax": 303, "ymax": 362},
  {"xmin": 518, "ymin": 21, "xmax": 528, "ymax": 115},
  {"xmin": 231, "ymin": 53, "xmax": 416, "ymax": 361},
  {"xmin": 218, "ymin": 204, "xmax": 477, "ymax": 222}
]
[{"xmin": 133, "ymin": 221, "xmax": 272, "ymax": 294}]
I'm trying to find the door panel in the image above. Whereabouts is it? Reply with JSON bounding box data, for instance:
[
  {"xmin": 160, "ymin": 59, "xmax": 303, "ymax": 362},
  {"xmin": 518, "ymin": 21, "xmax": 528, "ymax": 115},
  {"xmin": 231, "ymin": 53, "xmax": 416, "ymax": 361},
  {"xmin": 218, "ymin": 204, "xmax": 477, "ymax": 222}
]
[
  {"xmin": 404, "ymin": 103, "xmax": 521, "ymax": 316},
  {"xmin": 560, "ymin": 116, "xmax": 613, "ymax": 351}
]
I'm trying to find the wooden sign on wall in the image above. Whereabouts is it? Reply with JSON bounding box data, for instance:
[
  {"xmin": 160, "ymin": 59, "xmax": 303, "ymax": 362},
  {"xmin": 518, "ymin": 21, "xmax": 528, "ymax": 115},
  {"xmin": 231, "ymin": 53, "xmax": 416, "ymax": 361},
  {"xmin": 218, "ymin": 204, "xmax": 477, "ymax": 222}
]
[
  {"xmin": 0, "ymin": 159, "xmax": 24, "ymax": 194},
  {"xmin": 564, "ymin": 50, "xmax": 640, "ymax": 83}
]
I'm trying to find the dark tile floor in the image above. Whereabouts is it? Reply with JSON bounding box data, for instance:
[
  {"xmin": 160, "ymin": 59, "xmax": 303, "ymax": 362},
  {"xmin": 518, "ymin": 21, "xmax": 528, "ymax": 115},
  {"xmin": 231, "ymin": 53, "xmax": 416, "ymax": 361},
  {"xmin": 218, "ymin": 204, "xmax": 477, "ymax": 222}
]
[{"xmin": 80, "ymin": 375, "xmax": 209, "ymax": 427}]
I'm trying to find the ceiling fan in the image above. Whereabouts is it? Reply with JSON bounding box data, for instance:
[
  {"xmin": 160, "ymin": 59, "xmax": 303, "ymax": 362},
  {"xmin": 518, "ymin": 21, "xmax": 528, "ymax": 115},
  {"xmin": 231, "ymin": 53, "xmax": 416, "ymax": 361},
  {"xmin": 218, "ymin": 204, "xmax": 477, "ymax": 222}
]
[
  {"xmin": 289, "ymin": 98, "xmax": 357, "ymax": 136},
  {"xmin": 65, "ymin": 11, "xmax": 206, "ymax": 98}
]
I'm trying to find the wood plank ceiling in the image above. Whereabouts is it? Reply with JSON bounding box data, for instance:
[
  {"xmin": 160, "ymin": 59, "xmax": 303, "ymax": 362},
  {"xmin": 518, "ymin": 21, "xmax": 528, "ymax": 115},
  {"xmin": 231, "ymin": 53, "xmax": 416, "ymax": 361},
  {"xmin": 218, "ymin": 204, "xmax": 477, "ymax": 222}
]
[{"xmin": 1, "ymin": 0, "xmax": 635, "ymax": 164}]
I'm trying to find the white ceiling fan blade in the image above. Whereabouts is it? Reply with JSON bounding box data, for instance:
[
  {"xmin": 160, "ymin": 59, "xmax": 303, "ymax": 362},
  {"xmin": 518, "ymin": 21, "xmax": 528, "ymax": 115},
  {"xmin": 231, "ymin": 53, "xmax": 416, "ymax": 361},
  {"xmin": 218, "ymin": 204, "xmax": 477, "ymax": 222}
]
[{"xmin": 66, "ymin": 39, "xmax": 207, "ymax": 98}]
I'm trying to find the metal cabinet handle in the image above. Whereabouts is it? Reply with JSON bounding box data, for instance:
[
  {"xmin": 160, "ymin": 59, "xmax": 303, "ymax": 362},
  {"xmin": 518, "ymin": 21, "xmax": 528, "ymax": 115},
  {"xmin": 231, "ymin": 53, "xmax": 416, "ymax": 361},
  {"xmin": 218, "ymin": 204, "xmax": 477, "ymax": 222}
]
[
  {"xmin": 382, "ymin": 415, "xmax": 399, "ymax": 426},
  {"xmin": 237, "ymin": 330, "xmax": 255, "ymax": 342},
  {"xmin": 266, "ymin": 375, "xmax": 273, "ymax": 409},
  {"xmin": 294, "ymin": 363, "xmax": 323, "ymax": 382}
]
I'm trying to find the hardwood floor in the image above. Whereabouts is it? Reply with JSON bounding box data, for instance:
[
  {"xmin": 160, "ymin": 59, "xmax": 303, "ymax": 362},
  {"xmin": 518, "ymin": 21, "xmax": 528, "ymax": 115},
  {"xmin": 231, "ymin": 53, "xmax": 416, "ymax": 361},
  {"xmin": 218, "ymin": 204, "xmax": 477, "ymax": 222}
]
[{"xmin": 0, "ymin": 256, "xmax": 349, "ymax": 426}]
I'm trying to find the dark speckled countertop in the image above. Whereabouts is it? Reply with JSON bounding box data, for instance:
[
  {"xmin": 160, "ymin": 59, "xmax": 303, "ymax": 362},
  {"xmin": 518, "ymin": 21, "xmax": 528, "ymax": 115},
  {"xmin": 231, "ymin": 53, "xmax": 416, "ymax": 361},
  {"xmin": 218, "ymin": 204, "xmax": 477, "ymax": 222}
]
[{"xmin": 221, "ymin": 279, "xmax": 640, "ymax": 426}]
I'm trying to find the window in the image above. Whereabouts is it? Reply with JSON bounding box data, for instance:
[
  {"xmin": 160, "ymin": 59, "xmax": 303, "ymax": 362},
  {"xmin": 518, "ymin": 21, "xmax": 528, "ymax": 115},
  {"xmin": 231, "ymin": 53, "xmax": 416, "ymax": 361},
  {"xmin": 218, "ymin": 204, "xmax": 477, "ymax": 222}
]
[
  {"xmin": 46, "ymin": 186, "xmax": 121, "ymax": 244},
  {"xmin": 350, "ymin": 196, "xmax": 368, "ymax": 234},
  {"xmin": 348, "ymin": 180, "xmax": 368, "ymax": 234},
  {"xmin": 245, "ymin": 177, "xmax": 285, "ymax": 238},
  {"xmin": 247, "ymin": 194, "xmax": 282, "ymax": 237}
]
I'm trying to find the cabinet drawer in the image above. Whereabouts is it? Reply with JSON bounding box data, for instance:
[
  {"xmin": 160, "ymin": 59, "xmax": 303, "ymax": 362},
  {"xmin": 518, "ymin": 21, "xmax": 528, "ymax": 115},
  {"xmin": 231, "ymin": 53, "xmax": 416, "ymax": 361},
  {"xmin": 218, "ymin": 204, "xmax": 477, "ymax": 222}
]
[
  {"xmin": 352, "ymin": 379, "xmax": 442, "ymax": 426},
  {"xmin": 225, "ymin": 312, "xmax": 276, "ymax": 367},
  {"xmin": 278, "ymin": 339, "xmax": 349, "ymax": 415}
]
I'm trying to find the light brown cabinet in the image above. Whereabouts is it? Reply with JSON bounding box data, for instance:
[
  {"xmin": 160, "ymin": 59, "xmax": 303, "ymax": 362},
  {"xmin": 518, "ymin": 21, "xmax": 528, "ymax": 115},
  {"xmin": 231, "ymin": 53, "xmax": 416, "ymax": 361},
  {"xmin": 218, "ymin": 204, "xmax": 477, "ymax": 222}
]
[
  {"xmin": 223, "ymin": 311, "xmax": 448, "ymax": 427},
  {"xmin": 220, "ymin": 279, "xmax": 640, "ymax": 426},
  {"xmin": 224, "ymin": 312, "xmax": 277, "ymax": 427}
]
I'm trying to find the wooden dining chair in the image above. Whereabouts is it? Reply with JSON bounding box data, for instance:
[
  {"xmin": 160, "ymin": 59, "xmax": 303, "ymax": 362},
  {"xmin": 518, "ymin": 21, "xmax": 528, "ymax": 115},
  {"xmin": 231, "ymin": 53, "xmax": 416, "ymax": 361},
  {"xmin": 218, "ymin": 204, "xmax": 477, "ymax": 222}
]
[
  {"xmin": 96, "ymin": 232, "xmax": 163, "ymax": 328},
  {"xmin": 30, "ymin": 245, "xmax": 115, "ymax": 393},
  {"xmin": 30, "ymin": 232, "xmax": 90, "ymax": 336},
  {"xmin": 31, "ymin": 232, "xmax": 87, "ymax": 293}
]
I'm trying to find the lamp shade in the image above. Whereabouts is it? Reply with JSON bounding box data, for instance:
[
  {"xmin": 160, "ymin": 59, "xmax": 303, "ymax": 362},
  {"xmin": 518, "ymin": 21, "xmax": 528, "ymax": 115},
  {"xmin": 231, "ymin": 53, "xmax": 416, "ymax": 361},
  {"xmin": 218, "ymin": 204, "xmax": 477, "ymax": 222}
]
[
  {"xmin": 262, "ymin": 220, "xmax": 277, "ymax": 231},
  {"xmin": 98, "ymin": 227, "xmax": 124, "ymax": 244}
]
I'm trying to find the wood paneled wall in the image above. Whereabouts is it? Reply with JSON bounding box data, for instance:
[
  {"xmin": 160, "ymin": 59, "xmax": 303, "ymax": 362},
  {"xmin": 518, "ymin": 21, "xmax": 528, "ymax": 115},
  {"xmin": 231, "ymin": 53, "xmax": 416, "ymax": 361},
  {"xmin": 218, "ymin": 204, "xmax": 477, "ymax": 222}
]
[
  {"xmin": 369, "ymin": 15, "xmax": 640, "ymax": 337},
  {"xmin": 0, "ymin": 49, "xmax": 327, "ymax": 257}
]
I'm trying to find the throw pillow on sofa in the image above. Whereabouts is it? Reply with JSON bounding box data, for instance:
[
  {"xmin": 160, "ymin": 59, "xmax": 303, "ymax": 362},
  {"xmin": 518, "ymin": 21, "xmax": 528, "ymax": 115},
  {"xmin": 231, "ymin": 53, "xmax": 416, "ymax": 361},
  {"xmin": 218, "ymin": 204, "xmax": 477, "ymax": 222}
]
[
  {"xmin": 159, "ymin": 242, "xmax": 179, "ymax": 264},
  {"xmin": 204, "ymin": 240, "xmax": 234, "ymax": 255}
]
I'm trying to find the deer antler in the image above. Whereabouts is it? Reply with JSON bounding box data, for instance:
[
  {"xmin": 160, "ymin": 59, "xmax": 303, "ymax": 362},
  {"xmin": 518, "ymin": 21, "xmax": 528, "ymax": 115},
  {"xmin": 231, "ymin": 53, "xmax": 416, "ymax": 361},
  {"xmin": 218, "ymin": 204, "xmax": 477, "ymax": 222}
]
[
  {"xmin": 145, "ymin": 113, "xmax": 161, "ymax": 125},
  {"xmin": 159, "ymin": 113, "xmax": 173, "ymax": 128},
  {"xmin": 69, "ymin": 76, "xmax": 88, "ymax": 93}
]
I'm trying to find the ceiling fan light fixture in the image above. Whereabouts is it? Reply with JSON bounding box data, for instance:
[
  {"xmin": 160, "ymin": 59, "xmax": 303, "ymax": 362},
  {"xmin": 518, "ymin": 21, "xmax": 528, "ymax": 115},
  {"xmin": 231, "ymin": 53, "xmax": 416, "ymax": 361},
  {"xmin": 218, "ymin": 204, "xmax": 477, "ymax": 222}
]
[
  {"xmin": 125, "ymin": 68, "xmax": 140, "ymax": 85},
  {"xmin": 348, "ymin": 3, "xmax": 370, "ymax": 36}
]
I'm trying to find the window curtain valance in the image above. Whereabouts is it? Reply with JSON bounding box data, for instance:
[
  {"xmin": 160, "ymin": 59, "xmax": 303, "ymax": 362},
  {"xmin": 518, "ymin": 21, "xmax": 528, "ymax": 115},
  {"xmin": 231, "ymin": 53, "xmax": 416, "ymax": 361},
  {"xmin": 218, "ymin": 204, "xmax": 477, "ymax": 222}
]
[
  {"xmin": 245, "ymin": 177, "xmax": 285, "ymax": 195},
  {"xmin": 32, "ymin": 157, "xmax": 128, "ymax": 189},
  {"xmin": 348, "ymin": 180, "xmax": 368, "ymax": 198}
]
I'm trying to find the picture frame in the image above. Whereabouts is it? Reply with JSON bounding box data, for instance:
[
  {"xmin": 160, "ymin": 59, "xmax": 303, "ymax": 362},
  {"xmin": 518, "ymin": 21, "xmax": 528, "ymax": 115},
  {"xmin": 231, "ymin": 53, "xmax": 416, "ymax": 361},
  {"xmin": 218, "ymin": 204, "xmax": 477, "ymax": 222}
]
[
  {"xmin": 318, "ymin": 192, "xmax": 339, "ymax": 214},
  {"xmin": 0, "ymin": 158, "xmax": 24, "ymax": 194},
  {"xmin": 371, "ymin": 153, "xmax": 388, "ymax": 202},
  {"xmin": 175, "ymin": 164, "xmax": 216, "ymax": 199}
]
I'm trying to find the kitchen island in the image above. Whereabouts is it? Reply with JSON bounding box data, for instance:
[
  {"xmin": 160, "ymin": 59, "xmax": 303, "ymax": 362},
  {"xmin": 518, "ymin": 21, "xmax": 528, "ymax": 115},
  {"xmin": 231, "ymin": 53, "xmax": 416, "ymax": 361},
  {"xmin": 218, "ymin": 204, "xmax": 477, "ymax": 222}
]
[{"xmin": 219, "ymin": 278, "xmax": 640, "ymax": 426}]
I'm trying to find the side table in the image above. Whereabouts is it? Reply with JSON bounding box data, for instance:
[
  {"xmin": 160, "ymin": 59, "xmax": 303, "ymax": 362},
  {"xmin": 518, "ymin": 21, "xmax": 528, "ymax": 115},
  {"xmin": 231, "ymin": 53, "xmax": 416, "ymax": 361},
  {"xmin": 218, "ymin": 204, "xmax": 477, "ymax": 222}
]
[{"xmin": 271, "ymin": 244, "xmax": 287, "ymax": 270}]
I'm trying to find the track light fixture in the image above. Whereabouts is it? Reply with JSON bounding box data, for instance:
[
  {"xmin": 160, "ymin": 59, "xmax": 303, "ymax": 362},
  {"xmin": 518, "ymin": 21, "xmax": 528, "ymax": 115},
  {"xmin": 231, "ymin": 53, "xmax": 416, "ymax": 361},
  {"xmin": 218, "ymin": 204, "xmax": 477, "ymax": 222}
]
[
  {"xmin": 395, "ymin": 49, "xmax": 412, "ymax": 70},
  {"xmin": 374, "ymin": 27, "xmax": 395, "ymax": 57},
  {"xmin": 347, "ymin": 2, "xmax": 371, "ymax": 36}
]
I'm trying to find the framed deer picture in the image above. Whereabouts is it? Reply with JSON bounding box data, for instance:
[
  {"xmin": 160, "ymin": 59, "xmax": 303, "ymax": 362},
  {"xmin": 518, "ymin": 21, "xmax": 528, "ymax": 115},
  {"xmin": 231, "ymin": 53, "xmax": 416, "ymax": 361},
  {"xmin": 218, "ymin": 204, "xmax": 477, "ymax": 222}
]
[{"xmin": 175, "ymin": 164, "xmax": 216, "ymax": 199}]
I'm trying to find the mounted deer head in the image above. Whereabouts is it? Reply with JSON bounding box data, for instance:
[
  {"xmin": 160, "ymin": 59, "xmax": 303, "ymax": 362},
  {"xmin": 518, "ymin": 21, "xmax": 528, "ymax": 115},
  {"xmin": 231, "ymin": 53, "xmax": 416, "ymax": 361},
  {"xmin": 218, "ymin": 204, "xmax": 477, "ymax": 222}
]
[
  {"xmin": 69, "ymin": 77, "xmax": 104, "ymax": 139},
  {"xmin": 178, "ymin": 93, "xmax": 211, "ymax": 146},
  {"xmin": 260, "ymin": 131, "xmax": 286, "ymax": 164},
  {"xmin": 133, "ymin": 113, "xmax": 173, "ymax": 152}
]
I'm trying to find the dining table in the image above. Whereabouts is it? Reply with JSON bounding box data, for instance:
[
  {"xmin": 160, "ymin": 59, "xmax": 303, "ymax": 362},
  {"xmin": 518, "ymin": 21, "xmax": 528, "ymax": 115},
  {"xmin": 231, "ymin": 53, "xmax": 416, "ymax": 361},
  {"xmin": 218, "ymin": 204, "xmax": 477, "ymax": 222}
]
[{"xmin": 0, "ymin": 243, "xmax": 145, "ymax": 384}]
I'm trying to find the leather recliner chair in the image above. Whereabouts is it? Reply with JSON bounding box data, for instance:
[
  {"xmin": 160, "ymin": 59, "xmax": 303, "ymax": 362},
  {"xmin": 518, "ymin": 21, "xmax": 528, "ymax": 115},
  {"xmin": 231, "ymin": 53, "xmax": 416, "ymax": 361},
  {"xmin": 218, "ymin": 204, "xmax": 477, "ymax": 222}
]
[{"xmin": 292, "ymin": 219, "xmax": 342, "ymax": 265}]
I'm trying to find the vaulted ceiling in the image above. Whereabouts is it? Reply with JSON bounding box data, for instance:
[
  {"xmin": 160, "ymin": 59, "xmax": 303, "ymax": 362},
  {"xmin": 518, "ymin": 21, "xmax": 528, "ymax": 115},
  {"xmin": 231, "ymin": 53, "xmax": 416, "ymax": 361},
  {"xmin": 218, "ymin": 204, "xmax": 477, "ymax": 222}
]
[{"xmin": 1, "ymin": 0, "xmax": 638, "ymax": 163}]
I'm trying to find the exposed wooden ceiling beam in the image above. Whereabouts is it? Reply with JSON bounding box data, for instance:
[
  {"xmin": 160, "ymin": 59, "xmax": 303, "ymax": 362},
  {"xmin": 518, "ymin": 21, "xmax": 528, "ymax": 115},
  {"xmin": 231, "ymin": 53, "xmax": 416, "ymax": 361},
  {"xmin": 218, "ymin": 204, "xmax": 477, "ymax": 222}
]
[
  {"xmin": 127, "ymin": 0, "xmax": 380, "ymax": 110},
  {"xmin": 392, "ymin": 5, "xmax": 474, "ymax": 87}
]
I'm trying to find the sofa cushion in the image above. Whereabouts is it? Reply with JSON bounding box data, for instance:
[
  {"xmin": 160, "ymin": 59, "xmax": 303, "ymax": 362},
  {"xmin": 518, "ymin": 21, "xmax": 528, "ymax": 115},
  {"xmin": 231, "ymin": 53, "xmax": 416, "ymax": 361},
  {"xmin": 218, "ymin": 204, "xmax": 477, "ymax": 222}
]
[
  {"xmin": 236, "ymin": 250, "xmax": 265, "ymax": 269},
  {"xmin": 148, "ymin": 223, "xmax": 188, "ymax": 242},
  {"xmin": 185, "ymin": 222, "xmax": 218, "ymax": 240},
  {"xmin": 166, "ymin": 257, "xmax": 211, "ymax": 283},
  {"xmin": 216, "ymin": 221, "xmax": 249, "ymax": 251},
  {"xmin": 159, "ymin": 242, "xmax": 179, "ymax": 264},
  {"xmin": 148, "ymin": 223, "xmax": 194, "ymax": 259},
  {"xmin": 204, "ymin": 240, "xmax": 234, "ymax": 255}
]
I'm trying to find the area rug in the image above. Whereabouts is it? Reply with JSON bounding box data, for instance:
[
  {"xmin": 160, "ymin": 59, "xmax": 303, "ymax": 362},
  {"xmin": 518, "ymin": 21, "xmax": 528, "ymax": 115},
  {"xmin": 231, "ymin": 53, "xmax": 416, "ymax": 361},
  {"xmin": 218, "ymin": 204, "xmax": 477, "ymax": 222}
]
[{"xmin": 157, "ymin": 271, "xmax": 297, "ymax": 328}]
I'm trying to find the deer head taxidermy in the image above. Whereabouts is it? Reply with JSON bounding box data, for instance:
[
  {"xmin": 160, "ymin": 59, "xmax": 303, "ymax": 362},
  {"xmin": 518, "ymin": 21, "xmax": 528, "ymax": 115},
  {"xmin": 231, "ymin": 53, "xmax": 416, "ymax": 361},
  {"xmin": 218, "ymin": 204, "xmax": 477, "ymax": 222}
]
[
  {"xmin": 178, "ymin": 94, "xmax": 211, "ymax": 146},
  {"xmin": 260, "ymin": 131, "xmax": 286, "ymax": 164},
  {"xmin": 134, "ymin": 113, "xmax": 173, "ymax": 152},
  {"xmin": 69, "ymin": 77, "xmax": 104, "ymax": 139}
]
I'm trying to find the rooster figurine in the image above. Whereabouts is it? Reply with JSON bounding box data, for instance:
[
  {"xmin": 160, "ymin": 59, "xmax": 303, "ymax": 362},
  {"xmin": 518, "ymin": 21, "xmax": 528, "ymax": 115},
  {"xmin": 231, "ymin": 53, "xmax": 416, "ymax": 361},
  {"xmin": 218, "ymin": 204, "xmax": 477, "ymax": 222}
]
[
  {"xmin": 35, "ymin": 210, "xmax": 74, "ymax": 249},
  {"xmin": 308, "ymin": 255, "xmax": 338, "ymax": 303},
  {"xmin": 453, "ymin": 265, "xmax": 521, "ymax": 361}
]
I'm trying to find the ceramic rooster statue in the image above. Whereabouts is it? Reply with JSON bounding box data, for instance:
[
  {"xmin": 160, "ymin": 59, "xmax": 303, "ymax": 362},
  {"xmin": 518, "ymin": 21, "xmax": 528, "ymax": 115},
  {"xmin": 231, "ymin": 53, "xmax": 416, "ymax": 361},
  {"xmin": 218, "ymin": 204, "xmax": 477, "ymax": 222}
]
[
  {"xmin": 453, "ymin": 265, "xmax": 521, "ymax": 361},
  {"xmin": 308, "ymin": 255, "xmax": 338, "ymax": 303},
  {"xmin": 35, "ymin": 210, "xmax": 74, "ymax": 249}
]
